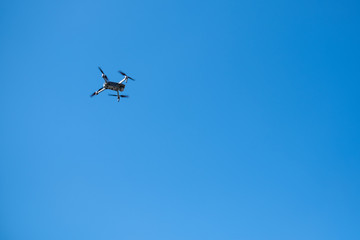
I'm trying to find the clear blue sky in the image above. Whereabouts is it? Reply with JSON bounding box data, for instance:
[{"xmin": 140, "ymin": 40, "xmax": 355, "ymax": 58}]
[{"xmin": 1, "ymin": 0, "xmax": 360, "ymax": 239}]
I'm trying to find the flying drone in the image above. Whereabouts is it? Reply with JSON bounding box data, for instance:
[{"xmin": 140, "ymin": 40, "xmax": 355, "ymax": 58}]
[{"xmin": 90, "ymin": 67, "xmax": 135, "ymax": 102}]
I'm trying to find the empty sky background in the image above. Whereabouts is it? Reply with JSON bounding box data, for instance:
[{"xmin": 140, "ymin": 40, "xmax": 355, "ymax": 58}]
[{"xmin": 1, "ymin": 0, "xmax": 360, "ymax": 239}]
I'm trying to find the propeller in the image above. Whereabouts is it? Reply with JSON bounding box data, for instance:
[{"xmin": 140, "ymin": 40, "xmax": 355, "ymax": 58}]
[
  {"xmin": 108, "ymin": 94, "xmax": 129, "ymax": 98},
  {"xmin": 98, "ymin": 66, "xmax": 108, "ymax": 81},
  {"xmin": 118, "ymin": 71, "xmax": 135, "ymax": 81}
]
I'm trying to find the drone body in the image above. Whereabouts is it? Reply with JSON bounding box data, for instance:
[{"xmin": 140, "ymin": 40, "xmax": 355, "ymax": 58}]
[
  {"xmin": 90, "ymin": 67, "xmax": 135, "ymax": 102},
  {"xmin": 103, "ymin": 81, "xmax": 125, "ymax": 91}
]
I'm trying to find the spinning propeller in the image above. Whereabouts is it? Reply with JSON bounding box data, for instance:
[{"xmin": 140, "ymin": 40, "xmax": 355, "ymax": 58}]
[
  {"xmin": 118, "ymin": 71, "xmax": 135, "ymax": 81},
  {"xmin": 108, "ymin": 94, "xmax": 129, "ymax": 98},
  {"xmin": 98, "ymin": 67, "xmax": 108, "ymax": 82}
]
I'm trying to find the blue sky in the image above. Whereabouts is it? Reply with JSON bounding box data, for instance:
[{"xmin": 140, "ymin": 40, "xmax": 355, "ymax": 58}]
[{"xmin": 1, "ymin": 0, "xmax": 360, "ymax": 239}]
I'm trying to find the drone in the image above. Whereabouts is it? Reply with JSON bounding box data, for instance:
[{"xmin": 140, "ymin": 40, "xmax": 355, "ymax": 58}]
[{"xmin": 90, "ymin": 67, "xmax": 135, "ymax": 102}]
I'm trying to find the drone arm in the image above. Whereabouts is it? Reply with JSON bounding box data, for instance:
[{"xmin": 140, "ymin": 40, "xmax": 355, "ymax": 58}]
[
  {"xmin": 90, "ymin": 87, "xmax": 105, "ymax": 97},
  {"xmin": 97, "ymin": 87, "xmax": 105, "ymax": 94},
  {"xmin": 118, "ymin": 77, "xmax": 127, "ymax": 84}
]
